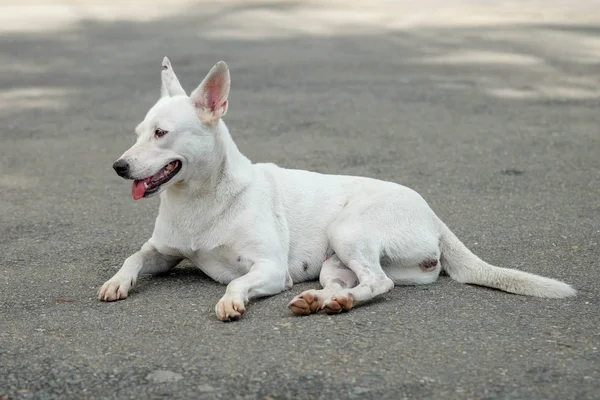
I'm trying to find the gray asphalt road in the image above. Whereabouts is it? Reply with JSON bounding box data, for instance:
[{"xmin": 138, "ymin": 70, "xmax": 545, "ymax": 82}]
[{"xmin": 1, "ymin": 1, "xmax": 599, "ymax": 399}]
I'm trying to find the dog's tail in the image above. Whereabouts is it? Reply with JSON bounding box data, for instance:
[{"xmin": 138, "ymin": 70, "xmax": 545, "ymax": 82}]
[{"xmin": 439, "ymin": 222, "xmax": 576, "ymax": 298}]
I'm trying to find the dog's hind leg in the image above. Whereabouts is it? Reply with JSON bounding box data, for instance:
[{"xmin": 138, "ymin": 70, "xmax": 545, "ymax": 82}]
[
  {"xmin": 98, "ymin": 241, "xmax": 182, "ymax": 301},
  {"xmin": 320, "ymin": 258, "xmax": 395, "ymax": 314},
  {"xmin": 316, "ymin": 201, "xmax": 398, "ymax": 314},
  {"xmin": 287, "ymin": 255, "xmax": 358, "ymax": 315}
]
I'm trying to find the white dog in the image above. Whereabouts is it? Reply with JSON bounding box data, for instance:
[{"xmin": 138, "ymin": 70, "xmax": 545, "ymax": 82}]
[{"xmin": 99, "ymin": 58, "xmax": 576, "ymax": 321}]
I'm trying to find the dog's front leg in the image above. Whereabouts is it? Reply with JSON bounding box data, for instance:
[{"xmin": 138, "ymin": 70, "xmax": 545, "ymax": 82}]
[
  {"xmin": 215, "ymin": 260, "xmax": 286, "ymax": 321},
  {"xmin": 98, "ymin": 241, "xmax": 182, "ymax": 301}
]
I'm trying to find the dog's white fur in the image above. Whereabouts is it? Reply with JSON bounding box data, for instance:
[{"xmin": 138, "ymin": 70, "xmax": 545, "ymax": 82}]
[{"xmin": 99, "ymin": 58, "xmax": 576, "ymax": 320}]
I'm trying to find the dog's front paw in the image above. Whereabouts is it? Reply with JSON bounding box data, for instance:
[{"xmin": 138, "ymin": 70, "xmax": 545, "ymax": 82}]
[
  {"xmin": 98, "ymin": 275, "xmax": 135, "ymax": 302},
  {"xmin": 215, "ymin": 294, "xmax": 246, "ymax": 321}
]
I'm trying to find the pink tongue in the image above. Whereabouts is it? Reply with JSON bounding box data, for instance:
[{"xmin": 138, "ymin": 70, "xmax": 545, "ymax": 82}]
[{"xmin": 132, "ymin": 180, "xmax": 146, "ymax": 200}]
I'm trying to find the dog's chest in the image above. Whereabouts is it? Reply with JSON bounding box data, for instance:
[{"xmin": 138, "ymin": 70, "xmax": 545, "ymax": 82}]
[
  {"xmin": 151, "ymin": 207, "xmax": 252, "ymax": 283},
  {"xmin": 152, "ymin": 199, "xmax": 229, "ymax": 250},
  {"xmin": 153, "ymin": 230, "xmax": 252, "ymax": 284}
]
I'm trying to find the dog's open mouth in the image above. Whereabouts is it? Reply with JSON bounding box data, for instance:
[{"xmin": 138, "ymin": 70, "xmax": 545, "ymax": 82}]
[{"xmin": 131, "ymin": 160, "xmax": 182, "ymax": 200}]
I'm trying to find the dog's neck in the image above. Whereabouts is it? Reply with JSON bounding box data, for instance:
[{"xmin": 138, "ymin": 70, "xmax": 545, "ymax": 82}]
[{"xmin": 166, "ymin": 119, "xmax": 253, "ymax": 201}]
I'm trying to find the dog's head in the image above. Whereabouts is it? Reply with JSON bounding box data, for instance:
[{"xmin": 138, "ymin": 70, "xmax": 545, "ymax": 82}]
[{"xmin": 113, "ymin": 57, "xmax": 230, "ymax": 200}]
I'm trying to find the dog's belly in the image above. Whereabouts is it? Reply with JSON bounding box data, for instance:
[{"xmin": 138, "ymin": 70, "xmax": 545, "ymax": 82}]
[
  {"xmin": 286, "ymin": 236, "xmax": 334, "ymax": 283},
  {"xmin": 288, "ymin": 255, "xmax": 325, "ymax": 283},
  {"xmin": 189, "ymin": 245, "xmax": 329, "ymax": 285}
]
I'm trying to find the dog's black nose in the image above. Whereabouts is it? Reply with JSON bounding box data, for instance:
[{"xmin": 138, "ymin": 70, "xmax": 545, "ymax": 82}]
[{"xmin": 112, "ymin": 159, "xmax": 130, "ymax": 177}]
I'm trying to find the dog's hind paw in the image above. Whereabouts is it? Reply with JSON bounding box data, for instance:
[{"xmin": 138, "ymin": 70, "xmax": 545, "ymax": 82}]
[
  {"xmin": 322, "ymin": 295, "xmax": 353, "ymax": 314},
  {"xmin": 98, "ymin": 276, "xmax": 134, "ymax": 302},
  {"xmin": 288, "ymin": 291, "xmax": 322, "ymax": 316},
  {"xmin": 215, "ymin": 295, "xmax": 246, "ymax": 322}
]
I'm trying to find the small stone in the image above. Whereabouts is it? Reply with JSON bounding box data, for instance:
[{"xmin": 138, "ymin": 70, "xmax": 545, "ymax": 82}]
[
  {"xmin": 197, "ymin": 384, "xmax": 215, "ymax": 392},
  {"xmin": 352, "ymin": 387, "xmax": 370, "ymax": 395},
  {"xmin": 146, "ymin": 370, "xmax": 183, "ymax": 383}
]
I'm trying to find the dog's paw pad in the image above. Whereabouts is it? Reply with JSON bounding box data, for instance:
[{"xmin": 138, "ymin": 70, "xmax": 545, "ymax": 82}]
[
  {"xmin": 288, "ymin": 292, "xmax": 321, "ymax": 315},
  {"xmin": 288, "ymin": 292, "xmax": 321, "ymax": 316},
  {"xmin": 323, "ymin": 295, "xmax": 353, "ymax": 314}
]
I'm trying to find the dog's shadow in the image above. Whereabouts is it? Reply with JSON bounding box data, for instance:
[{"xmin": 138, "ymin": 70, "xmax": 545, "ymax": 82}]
[
  {"xmin": 136, "ymin": 261, "xmax": 217, "ymax": 291},
  {"xmin": 133, "ymin": 262, "xmax": 394, "ymax": 312}
]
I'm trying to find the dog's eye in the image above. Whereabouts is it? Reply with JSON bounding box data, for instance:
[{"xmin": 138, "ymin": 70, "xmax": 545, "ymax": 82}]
[{"xmin": 154, "ymin": 128, "xmax": 168, "ymax": 138}]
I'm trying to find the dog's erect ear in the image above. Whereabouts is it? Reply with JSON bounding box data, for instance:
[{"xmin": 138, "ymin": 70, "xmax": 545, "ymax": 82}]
[
  {"xmin": 161, "ymin": 57, "xmax": 187, "ymax": 97},
  {"xmin": 190, "ymin": 61, "xmax": 230, "ymax": 125},
  {"xmin": 160, "ymin": 80, "xmax": 169, "ymax": 98}
]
